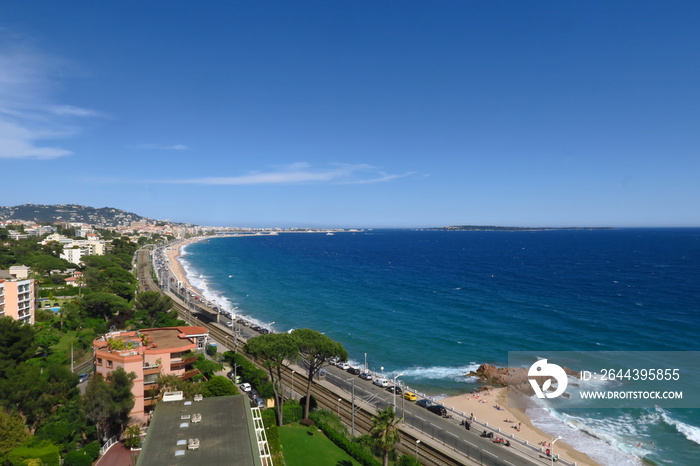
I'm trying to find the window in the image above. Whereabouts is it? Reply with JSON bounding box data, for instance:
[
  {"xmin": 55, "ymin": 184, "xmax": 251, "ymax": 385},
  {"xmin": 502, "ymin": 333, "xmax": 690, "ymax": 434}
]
[
  {"xmin": 97, "ymin": 358, "xmax": 102, "ymax": 365},
  {"xmin": 107, "ymin": 360, "xmax": 113, "ymax": 368}
]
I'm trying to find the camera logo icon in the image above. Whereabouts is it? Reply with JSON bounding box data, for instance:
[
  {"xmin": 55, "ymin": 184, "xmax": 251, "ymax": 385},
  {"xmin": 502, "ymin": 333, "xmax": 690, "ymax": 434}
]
[{"xmin": 528, "ymin": 359, "xmax": 568, "ymax": 399}]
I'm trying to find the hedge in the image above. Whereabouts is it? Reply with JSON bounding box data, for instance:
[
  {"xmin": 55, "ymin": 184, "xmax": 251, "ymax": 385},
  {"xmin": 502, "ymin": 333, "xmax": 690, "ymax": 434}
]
[{"xmin": 309, "ymin": 412, "xmax": 381, "ymax": 466}]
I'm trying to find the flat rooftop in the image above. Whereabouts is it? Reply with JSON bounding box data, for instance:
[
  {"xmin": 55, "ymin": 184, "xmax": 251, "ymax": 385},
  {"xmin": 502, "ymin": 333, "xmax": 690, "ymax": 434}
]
[{"xmin": 136, "ymin": 395, "xmax": 261, "ymax": 466}]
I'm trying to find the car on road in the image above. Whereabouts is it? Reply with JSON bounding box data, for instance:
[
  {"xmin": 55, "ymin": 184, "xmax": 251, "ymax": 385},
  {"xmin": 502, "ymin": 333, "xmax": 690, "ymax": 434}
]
[
  {"xmin": 240, "ymin": 383, "xmax": 252, "ymax": 393},
  {"xmin": 328, "ymin": 358, "xmax": 339, "ymax": 366},
  {"xmin": 337, "ymin": 362, "xmax": 351, "ymax": 370},
  {"xmin": 416, "ymin": 399, "xmax": 433, "ymax": 408},
  {"xmin": 427, "ymin": 405, "xmax": 448, "ymax": 416},
  {"xmin": 386, "ymin": 385, "xmax": 402, "ymax": 395},
  {"xmin": 347, "ymin": 367, "xmax": 362, "ymax": 375},
  {"xmin": 373, "ymin": 378, "xmax": 390, "ymax": 388},
  {"xmin": 403, "ymin": 391, "xmax": 417, "ymax": 401},
  {"xmin": 78, "ymin": 373, "xmax": 89, "ymax": 383},
  {"xmin": 359, "ymin": 372, "xmax": 373, "ymax": 380}
]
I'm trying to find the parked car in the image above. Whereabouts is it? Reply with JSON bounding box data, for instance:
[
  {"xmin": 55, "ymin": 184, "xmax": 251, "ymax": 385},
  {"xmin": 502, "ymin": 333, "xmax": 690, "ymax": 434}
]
[
  {"xmin": 347, "ymin": 367, "xmax": 362, "ymax": 375},
  {"xmin": 373, "ymin": 378, "xmax": 390, "ymax": 388},
  {"xmin": 359, "ymin": 372, "xmax": 373, "ymax": 380},
  {"xmin": 252, "ymin": 397, "xmax": 265, "ymax": 408},
  {"xmin": 403, "ymin": 391, "xmax": 417, "ymax": 401},
  {"xmin": 386, "ymin": 385, "xmax": 402, "ymax": 395},
  {"xmin": 240, "ymin": 382, "xmax": 252, "ymax": 392},
  {"xmin": 328, "ymin": 358, "xmax": 339, "ymax": 366},
  {"xmin": 416, "ymin": 399, "xmax": 433, "ymax": 408},
  {"xmin": 337, "ymin": 362, "xmax": 351, "ymax": 370},
  {"xmin": 78, "ymin": 373, "xmax": 89, "ymax": 383},
  {"xmin": 427, "ymin": 405, "xmax": 447, "ymax": 416}
]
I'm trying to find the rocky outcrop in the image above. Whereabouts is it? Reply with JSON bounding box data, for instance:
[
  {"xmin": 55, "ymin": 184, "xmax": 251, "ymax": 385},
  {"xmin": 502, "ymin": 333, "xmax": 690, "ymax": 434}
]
[{"xmin": 468, "ymin": 363, "xmax": 580, "ymax": 396}]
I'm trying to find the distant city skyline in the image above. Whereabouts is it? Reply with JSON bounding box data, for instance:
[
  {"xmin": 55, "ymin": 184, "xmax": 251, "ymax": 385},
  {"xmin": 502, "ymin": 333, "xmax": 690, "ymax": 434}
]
[{"xmin": 1, "ymin": 2, "xmax": 699, "ymax": 228}]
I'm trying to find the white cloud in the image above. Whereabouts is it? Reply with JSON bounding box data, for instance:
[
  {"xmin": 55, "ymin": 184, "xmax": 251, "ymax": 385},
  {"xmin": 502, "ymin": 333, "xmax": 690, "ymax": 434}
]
[
  {"xmin": 50, "ymin": 105, "xmax": 103, "ymax": 118},
  {"xmin": 130, "ymin": 143, "xmax": 189, "ymax": 151},
  {"xmin": 160, "ymin": 163, "xmax": 414, "ymax": 185},
  {"xmin": 0, "ymin": 44, "xmax": 99, "ymax": 159}
]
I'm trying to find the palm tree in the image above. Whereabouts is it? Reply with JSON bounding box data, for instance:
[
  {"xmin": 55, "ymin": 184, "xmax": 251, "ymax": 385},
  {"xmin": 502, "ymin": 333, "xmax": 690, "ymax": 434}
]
[{"xmin": 369, "ymin": 406, "xmax": 401, "ymax": 466}]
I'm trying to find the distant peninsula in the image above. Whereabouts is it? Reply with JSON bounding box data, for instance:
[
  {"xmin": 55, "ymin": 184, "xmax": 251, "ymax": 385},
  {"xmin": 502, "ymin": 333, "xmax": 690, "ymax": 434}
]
[{"xmin": 427, "ymin": 225, "xmax": 614, "ymax": 231}]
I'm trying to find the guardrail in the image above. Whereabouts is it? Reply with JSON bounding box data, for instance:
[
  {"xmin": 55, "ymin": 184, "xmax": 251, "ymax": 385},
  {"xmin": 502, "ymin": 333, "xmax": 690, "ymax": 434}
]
[
  {"xmin": 99, "ymin": 435, "xmax": 120, "ymax": 456},
  {"xmin": 325, "ymin": 370, "xmax": 578, "ymax": 466}
]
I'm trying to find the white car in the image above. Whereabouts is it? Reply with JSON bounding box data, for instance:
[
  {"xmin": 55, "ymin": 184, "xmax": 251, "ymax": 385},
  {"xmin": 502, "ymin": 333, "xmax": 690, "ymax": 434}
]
[
  {"xmin": 337, "ymin": 362, "xmax": 351, "ymax": 370},
  {"xmin": 373, "ymin": 378, "xmax": 390, "ymax": 388},
  {"xmin": 240, "ymin": 383, "xmax": 252, "ymax": 392}
]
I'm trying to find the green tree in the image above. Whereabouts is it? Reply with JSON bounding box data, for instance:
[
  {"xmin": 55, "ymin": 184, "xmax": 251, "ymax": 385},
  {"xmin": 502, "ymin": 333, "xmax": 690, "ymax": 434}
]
[
  {"xmin": 245, "ymin": 333, "xmax": 299, "ymax": 426},
  {"xmin": 83, "ymin": 368, "xmax": 135, "ymax": 440},
  {"xmin": 131, "ymin": 291, "xmax": 180, "ymax": 328},
  {"xmin": 291, "ymin": 328, "xmax": 348, "ymax": 420},
  {"xmin": 124, "ymin": 425, "xmax": 142, "ymax": 449},
  {"xmin": 81, "ymin": 292, "xmax": 131, "ymax": 322},
  {"xmin": 0, "ymin": 411, "xmax": 29, "ymax": 456},
  {"xmin": 202, "ymin": 376, "xmax": 238, "ymax": 397},
  {"xmin": 35, "ymin": 328, "xmax": 61, "ymax": 356},
  {"xmin": 369, "ymin": 406, "xmax": 401, "ymax": 466},
  {"xmin": 0, "ymin": 317, "xmax": 37, "ymax": 378},
  {"xmin": 193, "ymin": 354, "xmax": 222, "ymax": 379}
]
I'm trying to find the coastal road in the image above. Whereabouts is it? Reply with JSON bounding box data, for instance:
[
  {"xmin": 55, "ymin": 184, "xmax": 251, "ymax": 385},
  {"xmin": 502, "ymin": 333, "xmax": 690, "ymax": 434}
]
[
  {"xmin": 320, "ymin": 364, "xmax": 554, "ymax": 466},
  {"xmin": 137, "ymin": 247, "xmax": 554, "ymax": 466}
]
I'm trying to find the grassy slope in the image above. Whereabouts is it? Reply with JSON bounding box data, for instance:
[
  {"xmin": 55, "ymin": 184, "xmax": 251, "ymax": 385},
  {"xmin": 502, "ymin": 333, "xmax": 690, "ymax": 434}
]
[{"xmin": 279, "ymin": 424, "xmax": 360, "ymax": 466}]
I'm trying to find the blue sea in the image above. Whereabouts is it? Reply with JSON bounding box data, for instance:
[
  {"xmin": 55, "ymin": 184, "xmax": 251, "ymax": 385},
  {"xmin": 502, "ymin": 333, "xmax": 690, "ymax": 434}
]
[{"xmin": 178, "ymin": 229, "xmax": 700, "ymax": 465}]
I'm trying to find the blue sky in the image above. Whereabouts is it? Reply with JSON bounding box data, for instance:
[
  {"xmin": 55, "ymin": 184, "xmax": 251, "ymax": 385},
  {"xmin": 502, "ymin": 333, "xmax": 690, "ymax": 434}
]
[{"xmin": 1, "ymin": 1, "xmax": 699, "ymax": 228}]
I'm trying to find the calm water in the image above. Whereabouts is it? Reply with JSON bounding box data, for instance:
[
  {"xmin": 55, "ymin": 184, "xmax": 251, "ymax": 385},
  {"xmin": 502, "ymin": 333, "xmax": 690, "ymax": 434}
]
[{"xmin": 179, "ymin": 229, "xmax": 700, "ymax": 465}]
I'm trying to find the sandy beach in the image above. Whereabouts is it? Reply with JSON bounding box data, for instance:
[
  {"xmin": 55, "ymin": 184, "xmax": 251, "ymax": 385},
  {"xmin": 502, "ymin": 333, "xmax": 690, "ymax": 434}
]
[
  {"xmin": 164, "ymin": 237, "xmax": 205, "ymax": 294},
  {"xmin": 163, "ymin": 237, "xmax": 599, "ymax": 465},
  {"xmin": 440, "ymin": 388, "xmax": 599, "ymax": 465}
]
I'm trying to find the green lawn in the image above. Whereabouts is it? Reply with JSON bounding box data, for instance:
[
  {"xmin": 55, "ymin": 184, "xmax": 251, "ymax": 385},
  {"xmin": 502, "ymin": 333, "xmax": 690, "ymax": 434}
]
[{"xmin": 279, "ymin": 424, "xmax": 361, "ymax": 466}]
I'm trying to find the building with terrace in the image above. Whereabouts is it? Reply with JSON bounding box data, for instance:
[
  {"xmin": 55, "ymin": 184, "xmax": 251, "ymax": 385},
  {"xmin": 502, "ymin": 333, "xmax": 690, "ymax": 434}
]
[
  {"xmin": 92, "ymin": 326, "xmax": 208, "ymax": 423},
  {"xmin": 0, "ymin": 271, "xmax": 35, "ymax": 324}
]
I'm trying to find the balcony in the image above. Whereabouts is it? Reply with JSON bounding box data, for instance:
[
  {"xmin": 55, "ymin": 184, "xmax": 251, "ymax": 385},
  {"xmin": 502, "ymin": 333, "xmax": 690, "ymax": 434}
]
[
  {"xmin": 143, "ymin": 364, "xmax": 161, "ymax": 376},
  {"xmin": 180, "ymin": 369, "xmax": 200, "ymax": 380},
  {"xmin": 170, "ymin": 355, "xmax": 197, "ymax": 369}
]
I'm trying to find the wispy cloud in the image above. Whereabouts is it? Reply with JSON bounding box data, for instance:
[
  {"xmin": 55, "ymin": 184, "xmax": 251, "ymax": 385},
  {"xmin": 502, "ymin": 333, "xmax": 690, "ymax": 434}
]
[
  {"xmin": 130, "ymin": 143, "xmax": 190, "ymax": 151},
  {"xmin": 0, "ymin": 44, "xmax": 101, "ymax": 159},
  {"xmin": 50, "ymin": 105, "xmax": 104, "ymax": 118},
  {"xmin": 159, "ymin": 163, "xmax": 415, "ymax": 185}
]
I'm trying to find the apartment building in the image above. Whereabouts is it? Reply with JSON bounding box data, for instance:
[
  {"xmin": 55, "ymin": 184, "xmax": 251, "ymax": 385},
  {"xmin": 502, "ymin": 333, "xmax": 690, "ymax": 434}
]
[
  {"xmin": 0, "ymin": 272, "xmax": 35, "ymax": 324},
  {"xmin": 92, "ymin": 326, "xmax": 208, "ymax": 423}
]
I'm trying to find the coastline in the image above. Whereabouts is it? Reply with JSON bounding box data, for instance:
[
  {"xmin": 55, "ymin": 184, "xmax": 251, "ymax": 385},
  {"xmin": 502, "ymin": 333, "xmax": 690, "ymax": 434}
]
[
  {"xmin": 164, "ymin": 236, "xmax": 206, "ymax": 294},
  {"xmin": 163, "ymin": 236, "xmax": 600, "ymax": 466},
  {"xmin": 440, "ymin": 388, "xmax": 599, "ymax": 466}
]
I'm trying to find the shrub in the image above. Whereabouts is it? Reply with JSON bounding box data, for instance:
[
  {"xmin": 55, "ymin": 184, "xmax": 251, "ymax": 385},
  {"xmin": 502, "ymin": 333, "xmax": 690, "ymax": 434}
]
[
  {"xmin": 283, "ymin": 400, "xmax": 303, "ymax": 424},
  {"xmin": 63, "ymin": 450, "xmax": 92, "ymax": 466},
  {"xmin": 299, "ymin": 394, "xmax": 318, "ymax": 412},
  {"xmin": 309, "ymin": 412, "xmax": 380, "ymax": 466},
  {"xmin": 81, "ymin": 441, "xmax": 100, "ymax": 461},
  {"xmin": 398, "ymin": 455, "xmax": 421, "ymax": 466},
  {"xmin": 206, "ymin": 344, "xmax": 217, "ymax": 357}
]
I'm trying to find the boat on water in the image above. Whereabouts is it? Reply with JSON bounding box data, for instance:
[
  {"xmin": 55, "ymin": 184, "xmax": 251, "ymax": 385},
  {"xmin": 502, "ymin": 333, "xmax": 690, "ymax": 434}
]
[{"xmin": 326, "ymin": 232, "xmax": 334, "ymax": 235}]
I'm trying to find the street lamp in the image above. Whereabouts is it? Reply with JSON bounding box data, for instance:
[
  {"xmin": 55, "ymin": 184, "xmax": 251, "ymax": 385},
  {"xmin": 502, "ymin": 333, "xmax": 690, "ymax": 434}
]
[
  {"xmin": 337, "ymin": 398, "xmax": 342, "ymax": 419},
  {"xmin": 415, "ymin": 439, "xmax": 420, "ymax": 460},
  {"xmin": 364, "ymin": 353, "xmax": 367, "ymax": 372},
  {"xmin": 393, "ymin": 374, "xmax": 404, "ymax": 413},
  {"xmin": 551, "ymin": 436, "xmax": 562, "ymax": 466}
]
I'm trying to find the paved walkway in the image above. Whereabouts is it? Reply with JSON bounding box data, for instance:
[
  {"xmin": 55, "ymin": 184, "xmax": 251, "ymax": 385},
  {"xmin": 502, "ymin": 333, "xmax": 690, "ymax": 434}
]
[{"xmin": 95, "ymin": 441, "xmax": 139, "ymax": 466}]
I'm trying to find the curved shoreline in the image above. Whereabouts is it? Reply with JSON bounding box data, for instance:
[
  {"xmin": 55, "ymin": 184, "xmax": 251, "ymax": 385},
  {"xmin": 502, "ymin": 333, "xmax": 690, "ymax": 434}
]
[{"xmin": 162, "ymin": 235, "xmax": 602, "ymax": 466}]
